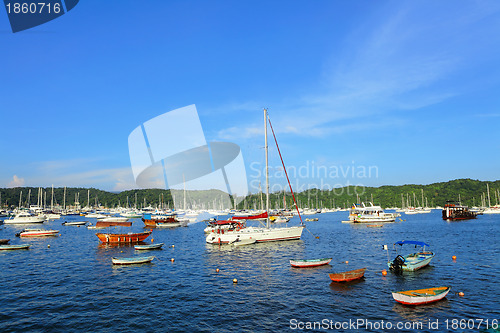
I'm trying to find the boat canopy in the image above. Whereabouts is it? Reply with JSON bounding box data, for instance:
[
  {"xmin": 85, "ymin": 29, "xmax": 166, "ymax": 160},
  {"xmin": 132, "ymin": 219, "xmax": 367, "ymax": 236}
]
[{"xmin": 395, "ymin": 240, "xmax": 430, "ymax": 247}]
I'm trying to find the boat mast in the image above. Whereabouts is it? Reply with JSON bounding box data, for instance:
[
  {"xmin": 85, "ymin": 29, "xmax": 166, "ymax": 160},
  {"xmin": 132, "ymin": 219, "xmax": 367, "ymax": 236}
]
[
  {"xmin": 264, "ymin": 108, "xmax": 270, "ymax": 228},
  {"xmin": 487, "ymin": 183, "xmax": 491, "ymax": 207}
]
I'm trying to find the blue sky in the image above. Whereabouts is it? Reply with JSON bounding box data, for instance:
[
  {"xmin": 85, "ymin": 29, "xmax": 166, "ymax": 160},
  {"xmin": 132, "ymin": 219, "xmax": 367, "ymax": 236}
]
[{"xmin": 1, "ymin": 0, "xmax": 500, "ymax": 193}]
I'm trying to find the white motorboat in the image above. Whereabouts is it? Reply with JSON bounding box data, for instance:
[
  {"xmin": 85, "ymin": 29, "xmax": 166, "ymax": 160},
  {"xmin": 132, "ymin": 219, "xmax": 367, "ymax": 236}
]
[
  {"xmin": 351, "ymin": 202, "xmax": 399, "ymax": 223},
  {"xmin": 3, "ymin": 212, "xmax": 46, "ymax": 224},
  {"xmin": 16, "ymin": 228, "xmax": 59, "ymax": 237}
]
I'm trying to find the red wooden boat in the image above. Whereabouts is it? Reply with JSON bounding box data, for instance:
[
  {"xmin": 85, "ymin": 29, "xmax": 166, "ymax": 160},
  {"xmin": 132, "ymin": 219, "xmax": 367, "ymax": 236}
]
[
  {"xmin": 329, "ymin": 268, "xmax": 366, "ymax": 282},
  {"xmin": 95, "ymin": 230, "xmax": 152, "ymax": 243},
  {"xmin": 95, "ymin": 221, "xmax": 132, "ymax": 228}
]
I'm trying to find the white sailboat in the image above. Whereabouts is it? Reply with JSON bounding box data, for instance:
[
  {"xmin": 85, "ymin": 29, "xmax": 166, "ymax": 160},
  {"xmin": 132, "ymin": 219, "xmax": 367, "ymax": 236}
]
[{"xmin": 206, "ymin": 109, "xmax": 304, "ymax": 244}]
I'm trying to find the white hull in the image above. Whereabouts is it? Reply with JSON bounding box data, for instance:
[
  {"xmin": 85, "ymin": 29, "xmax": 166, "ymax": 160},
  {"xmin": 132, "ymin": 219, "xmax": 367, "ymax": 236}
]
[
  {"xmin": 482, "ymin": 208, "xmax": 500, "ymax": 214},
  {"xmin": 4, "ymin": 217, "xmax": 46, "ymax": 224},
  {"xmin": 392, "ymin": 287, "xmax": 450, "ymax": 305},
  {"xmin": 206, "ymin": 226, "xmax": 304, "ymax": 244}
]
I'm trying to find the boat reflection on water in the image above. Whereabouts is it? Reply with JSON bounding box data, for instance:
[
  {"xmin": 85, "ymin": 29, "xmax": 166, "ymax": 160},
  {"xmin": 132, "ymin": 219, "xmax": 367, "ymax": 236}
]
[
  {"xmin": 391, "ymin": 298, "xmax": 451, "ymax": 322},
  {"xmin": 328, "ymin": 277, "xmax": 365, "ymax": 293}
]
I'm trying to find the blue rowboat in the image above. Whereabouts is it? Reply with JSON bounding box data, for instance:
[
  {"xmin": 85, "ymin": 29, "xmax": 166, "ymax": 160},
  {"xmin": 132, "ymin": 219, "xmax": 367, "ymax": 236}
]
[
  {"xmin": 134, "ymin": 243, "xmax": 164, "ymax": 250},
  {"xmin": 388, "ymin": 240, "xmax": 435, "ymax": 272},
  {"xmin": 111, "ymin": 256, "xmax": 155, "ymax": 265}
]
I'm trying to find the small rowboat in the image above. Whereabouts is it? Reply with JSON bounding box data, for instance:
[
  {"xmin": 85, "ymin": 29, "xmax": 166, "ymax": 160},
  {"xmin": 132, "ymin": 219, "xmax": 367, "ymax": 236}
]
[
  {"xmin": 112, "ymin": 256, "xmax": 155, "ymax": 265},
  {"xmin": 392, "ymin": 286, "xmax": 451, "ymax": 305},
  {"xmin": 290, "ymin": 258, "xmax": 333, "ymax": 268},
  {"xmin": 16, "ymin": 229, "xmax": 59, "ymax": 237},
  {"xmin": 329, "ymin": 268, "xmax": 366, "ymax": 282},
  {"xmin": 0, "ymin": 244, "xmax": 30, "ymax": 250},
  {"xmin": 62, "ymin": 221, "xmax": 88, "ymax": 226},
  {"xmin": 134, "ymin": 243, "xmax": 164, "ymax": 250},
  {"xmin": 0, "ymin": 239, "xmax": 10, "ymax": 245},
  {"xmin": 96, "ymin": 230, "xmax": 152, "ymax": 243}
]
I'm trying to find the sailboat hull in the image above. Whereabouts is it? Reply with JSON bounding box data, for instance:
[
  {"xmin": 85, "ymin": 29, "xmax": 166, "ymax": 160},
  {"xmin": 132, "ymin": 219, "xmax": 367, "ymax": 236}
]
[{"xmin": 206, "ymin": 226, "xmax": 304, "ymax": 244}]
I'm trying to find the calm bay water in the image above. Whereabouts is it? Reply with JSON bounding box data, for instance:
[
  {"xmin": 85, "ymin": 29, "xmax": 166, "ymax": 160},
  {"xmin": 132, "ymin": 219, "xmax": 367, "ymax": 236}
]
[{"xmin": 1, "ymin": 211, "xmax": 499, "ymax": 332}]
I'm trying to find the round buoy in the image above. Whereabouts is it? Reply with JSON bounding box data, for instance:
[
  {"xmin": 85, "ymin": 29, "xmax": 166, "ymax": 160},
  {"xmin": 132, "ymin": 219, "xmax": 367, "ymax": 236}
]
[
  {"xmin": 151, "ymin": 238, "xmax": 154, "ymax": 243},
  {"xmin": 120, "ymin": 251, "xmax": 123, "ymax": 253},
  {"xmin": 345, "ymin": 261, "xmax": 349, "ymax": 264},
  {"xmin": 452, "ymin": 255, "xmax": 457, "ymax": 260},
  {"xmin": 382, "ymin": 269, "xmax": 387, "ymax": 276},
  {"xmin": 170, "ymin": 258, "xmax": 175, "ymax": 262},
  {"xmin": 216, "ymin": 268, "xmax": 220, "ymax": 273},
  {"xmin": 171, "ymin": 245, "xmax": 175, "ymax": 248},
  {"xmin": 458, "ymin": 292, "xmax": 465, "ymax": 297},
  {"xmin": 233, "ymin": 278, "xmax": 238, "ymax": 284},
  {"xmin": 47, "ymin": 244, "xmax": 50, "ymax": 248}
]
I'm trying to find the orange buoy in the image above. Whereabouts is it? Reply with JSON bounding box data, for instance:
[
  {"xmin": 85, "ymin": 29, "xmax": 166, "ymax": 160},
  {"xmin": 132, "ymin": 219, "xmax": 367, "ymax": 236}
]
[
  {"xmin": 452, "ymin": 255, "xmax": 457, "ymax": 260},
  {"xmin": 233, "ymin": 278, "xmax": 238, "ymax": 284},
  {"xmin": 151, "ymin": 238, "xmax": 154, "ymax": 243},
  {"xmin": 458, "ymin": 292, "xmax": 465, "ymax": 297},
  {"xmin": 345, "ymin": 261, "xmax": 349, "ymax": 264},
  {"xmin": 171, "ymin": 245, "xmax": 175, "ymax": 248},
  {"xmin": 216, "ymin": 268, "xmax": 220, "ymax": 273},
  {"xmin": 382, "ymin": 269, "xmax": 387, "ymax": 276},
  {"xmin": 170, "ymin": 258, "xmax": 175, "ymax": 262}
]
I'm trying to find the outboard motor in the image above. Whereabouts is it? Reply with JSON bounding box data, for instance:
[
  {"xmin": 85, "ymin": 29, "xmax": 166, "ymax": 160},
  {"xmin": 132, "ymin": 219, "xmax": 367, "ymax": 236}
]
[{"xmin": 390, "ymin": 255, "xmax": 405, "ymax": 273}]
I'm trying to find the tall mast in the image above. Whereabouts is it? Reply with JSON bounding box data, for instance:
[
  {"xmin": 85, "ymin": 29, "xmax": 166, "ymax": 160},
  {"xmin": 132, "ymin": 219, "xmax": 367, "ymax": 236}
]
[
  {"xmin": 51, "ymin": 185, "xmax": 54, "ymax": 210},
  {"xmin": 63, "ymin": 186, "xmax": 66, "ymax": 210},
  {"xmin": 487, "ymin": 183, "xmax": 491, "ymax": 207},
  {"xmin": 264, "ymin": 108, "xmax": 269, "ymax": 228}
]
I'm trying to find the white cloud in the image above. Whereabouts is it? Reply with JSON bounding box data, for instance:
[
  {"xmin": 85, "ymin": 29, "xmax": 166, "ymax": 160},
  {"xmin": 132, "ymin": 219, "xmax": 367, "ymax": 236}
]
[{"xmin": 7, "ymin": 175, "xmax": 25, "ymax": 187}]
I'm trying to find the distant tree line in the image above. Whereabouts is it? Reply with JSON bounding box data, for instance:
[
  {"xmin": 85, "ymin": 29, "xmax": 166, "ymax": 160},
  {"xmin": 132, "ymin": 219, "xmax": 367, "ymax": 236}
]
[{"xmin": 1, "ymin": 178, "xmax": 499, "ymax": 210}]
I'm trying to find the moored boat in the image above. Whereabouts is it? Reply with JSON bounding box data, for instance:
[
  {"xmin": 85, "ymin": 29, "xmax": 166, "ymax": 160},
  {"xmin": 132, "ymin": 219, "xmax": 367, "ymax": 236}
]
[
  {"xmin": 4, "ymin": 212, "xmax": 46, "ymax": 224},
  {"xmin": 387, "ymin": 240, "xmax": 435, "ymax": 272},
  {"xmin": 206, "ymin": 109, "xmax": 304, "ymax": 244},
  {"xmin": 392, "ymin": 286, "xmax": 451, "ymax": 305},
  {"xmin": 290, "ymin": 258, "xmax": 332, "ymax": 268},
  {"xmin": 16, "ymin": 229, "xmax": 59, "ymax": 237},
  {"xmin": 96, "ymin": 230, "xmax": 152, "ymax": 243},
  {"xmin": 0, "ymin": 244, "xmax": 31, "ymax": 250},
  {"xmin": 442, "ymin": 201, "xmax": 477, "ymax": 220},
  {"xmin": 111, "ymin": 256, "xmax": 155, "ymax": 265},
  {"xmin": 329, "ymin": 268, "xmax": 366, "ymax": 282},
  {"xmin": 62, "ymin": 221, "xmax": 88, "ymax": 226},
  {"xmin": 134, "ymin": 243, "xmax": 164, "ymax": 250},
  {"xmin": 95, "ymin": 221, "xmax": 132, "ymax": 228}
]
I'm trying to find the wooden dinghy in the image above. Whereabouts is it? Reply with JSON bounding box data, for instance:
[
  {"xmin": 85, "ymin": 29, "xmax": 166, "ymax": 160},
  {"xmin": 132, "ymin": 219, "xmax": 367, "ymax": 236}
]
[
  {"xmin": 0, "ymin": 244, "xmax": 30, "ymax": 250},
  {"xmin": 134, "ymin": 243, "xmax": 164, "ymax": 250},
  {"xmin": 96, "ymin": 230, "xmax": 152, "ymax": 243},
  {"xmin": 329, "ymin": 268, "xmax": 366, "ymax": 282},
  {"xmin": 16, "ymin": 229, "xmax": 59, "ymax": 237},
  {"xmin": 290, "ymin": 258, "xmax": 333, "ymax": 268},
  {"xmin": 112, "ymin": 256, "xmax": 155, "ymax": 265},
  {"xmin": 95, "ymin": 221, "xmax": 132, "ymax": 228},
  {"xmin": 392, "ymin": 286, "xmax": 451, "ymax": 305}
]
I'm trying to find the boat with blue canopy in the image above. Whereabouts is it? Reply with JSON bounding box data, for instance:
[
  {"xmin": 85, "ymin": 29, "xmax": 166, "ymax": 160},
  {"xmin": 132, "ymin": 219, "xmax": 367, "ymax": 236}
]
[{"xmin": 387, "ymin": 240, "xmax": 435, "ymax": 272}]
